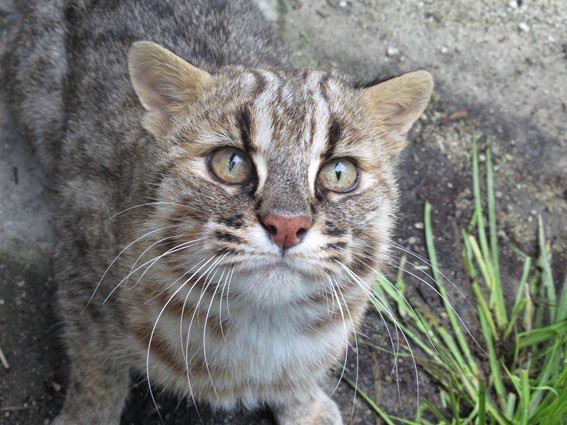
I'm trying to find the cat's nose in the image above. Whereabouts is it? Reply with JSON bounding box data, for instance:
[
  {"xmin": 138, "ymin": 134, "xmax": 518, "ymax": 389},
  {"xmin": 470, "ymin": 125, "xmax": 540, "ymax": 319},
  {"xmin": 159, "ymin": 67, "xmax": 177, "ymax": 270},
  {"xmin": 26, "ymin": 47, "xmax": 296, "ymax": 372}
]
[{"xmin": 262, "ymin": 214, "xmax": 312, "ymax": 249}]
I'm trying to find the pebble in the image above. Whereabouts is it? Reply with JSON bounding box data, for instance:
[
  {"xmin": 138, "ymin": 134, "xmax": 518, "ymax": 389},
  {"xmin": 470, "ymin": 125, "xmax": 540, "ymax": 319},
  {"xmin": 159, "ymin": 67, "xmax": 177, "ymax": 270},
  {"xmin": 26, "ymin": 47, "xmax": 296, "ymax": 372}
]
[
  {"xmin": 0, "ymin": 298, "xmax": 4, "ymax": 306},
  {"xmin": 479, "ymin": 153, "xmax": 486, "ymax": 162},
  {"xmin": 387, "ymin": 46, "xmax": 400, "ymax": 57},
  {"xmin": 439, "ymin": 45, "xmax": 449, "ymax": 54},
  {"xmin": 414, "ymin": 222, "xmax": 424, "ymax": 230},
  {"xmin": 408, "ymin": 236, "xmax": 418, "ymax": 245},
  {"xmin": 518, "ymin": 22, "xmax": 530, "ymax": 33},
  {"xmin": 339, "ymin": 0, "xmax": 348, "ymax": 7}
]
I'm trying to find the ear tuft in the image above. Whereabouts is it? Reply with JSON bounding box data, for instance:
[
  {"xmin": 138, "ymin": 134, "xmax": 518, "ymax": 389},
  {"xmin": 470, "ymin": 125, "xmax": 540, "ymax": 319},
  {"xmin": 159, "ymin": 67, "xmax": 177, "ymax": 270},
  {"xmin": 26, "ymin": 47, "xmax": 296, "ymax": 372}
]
[
  {"xmin": 362, "ymin": 70, "xmax": 433, "ymax": 156},
  {"xmin": 128, "ymin": 41, "xmax": 212, "ymax": 137}
]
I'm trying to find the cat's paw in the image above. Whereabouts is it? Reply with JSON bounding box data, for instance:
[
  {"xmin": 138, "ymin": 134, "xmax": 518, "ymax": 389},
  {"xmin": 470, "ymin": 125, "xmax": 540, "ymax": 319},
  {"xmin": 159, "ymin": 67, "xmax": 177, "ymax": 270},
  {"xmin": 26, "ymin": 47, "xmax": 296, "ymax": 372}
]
[
  {"xmin": 273, "ymin": 388, "xmax": 343, "ymax": 425},
  {"xmin": 315, "ymin": 396, "xmax": 343, "ymax": 425},
  {"xmin": 50, "ymin": 415, "xmax": 72, "ymax": 425}
]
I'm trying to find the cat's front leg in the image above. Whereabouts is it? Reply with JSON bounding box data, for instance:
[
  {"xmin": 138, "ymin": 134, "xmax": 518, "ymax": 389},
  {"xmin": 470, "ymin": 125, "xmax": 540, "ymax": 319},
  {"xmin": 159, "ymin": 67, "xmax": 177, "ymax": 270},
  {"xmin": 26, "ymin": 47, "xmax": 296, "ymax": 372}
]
[
  {"xmin": 272, "ymin": 387, "xmax": 343, "ymax": 425},
  {"xmin": 51, "ymin": 349, "xmax": 130, "ymax": 425},
  {"xmin": 50, "ymin": 306, "xmax": 130, "ymax": 425}
]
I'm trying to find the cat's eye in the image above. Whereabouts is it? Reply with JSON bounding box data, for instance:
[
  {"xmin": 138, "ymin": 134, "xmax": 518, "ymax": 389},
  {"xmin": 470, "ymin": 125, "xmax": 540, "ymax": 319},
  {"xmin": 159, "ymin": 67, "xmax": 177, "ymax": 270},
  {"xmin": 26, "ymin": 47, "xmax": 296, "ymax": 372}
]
[
  {"xmin": 317, "ymin": 158, "xmax": 359, "ymax": 192},
  {"xmin": 209, "ymin": 147, "xmax": 254, "ymax": 184}
]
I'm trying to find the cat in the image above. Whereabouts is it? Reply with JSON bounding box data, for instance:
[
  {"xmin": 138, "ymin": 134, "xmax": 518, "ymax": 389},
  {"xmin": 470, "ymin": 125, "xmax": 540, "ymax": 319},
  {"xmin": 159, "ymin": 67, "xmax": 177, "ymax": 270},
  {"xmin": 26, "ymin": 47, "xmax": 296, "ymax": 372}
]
[{"xmin": 3, "ymin": 0, "xmax": 433, "ymax": 424}]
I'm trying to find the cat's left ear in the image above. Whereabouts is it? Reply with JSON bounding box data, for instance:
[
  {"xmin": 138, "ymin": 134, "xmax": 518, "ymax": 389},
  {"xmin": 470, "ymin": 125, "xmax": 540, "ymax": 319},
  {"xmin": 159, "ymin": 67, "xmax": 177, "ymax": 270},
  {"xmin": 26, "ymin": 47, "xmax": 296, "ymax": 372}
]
[
  {"xmin": 128, "ymin": 41, "xmax": 212, "ymax": 138},
  {"xmin": 362, "ymin": 70, "xmax": 433, "ymax": 156}
]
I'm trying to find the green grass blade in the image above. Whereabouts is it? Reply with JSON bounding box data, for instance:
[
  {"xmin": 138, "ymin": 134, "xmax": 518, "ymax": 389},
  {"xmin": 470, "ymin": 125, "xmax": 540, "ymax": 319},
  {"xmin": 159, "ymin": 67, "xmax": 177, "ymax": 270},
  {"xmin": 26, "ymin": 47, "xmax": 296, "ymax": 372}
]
[
  {"xmin": 425, "ymin": 202, "xmax": 479, "ymax": 375},
  {"xmin": 486, "ymin": 141, "xmax": 506, "ymax": 325},
  {"xmin": 537, "ymin": 215, "xmax": 556, "ymax": 322},
  {"xmin": 343, "ymin": 378, "xmax": 398, "ymax": 425}
]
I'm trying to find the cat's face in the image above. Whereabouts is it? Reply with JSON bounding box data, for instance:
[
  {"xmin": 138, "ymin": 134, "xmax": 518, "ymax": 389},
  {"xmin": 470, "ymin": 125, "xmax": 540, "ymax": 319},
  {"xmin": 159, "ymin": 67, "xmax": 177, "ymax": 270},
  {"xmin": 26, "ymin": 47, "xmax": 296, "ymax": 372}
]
[{"xmin": 129, "ymin": 42, "xmax": 433, "ymax": 306}]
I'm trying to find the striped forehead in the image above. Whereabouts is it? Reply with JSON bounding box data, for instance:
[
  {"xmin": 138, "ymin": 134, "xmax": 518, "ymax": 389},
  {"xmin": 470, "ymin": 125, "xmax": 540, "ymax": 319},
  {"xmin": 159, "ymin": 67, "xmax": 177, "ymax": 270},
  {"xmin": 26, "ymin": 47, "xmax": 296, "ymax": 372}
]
[{"xmin": 246, "ymin": 70, "xmax": 333, "ymax": 191}]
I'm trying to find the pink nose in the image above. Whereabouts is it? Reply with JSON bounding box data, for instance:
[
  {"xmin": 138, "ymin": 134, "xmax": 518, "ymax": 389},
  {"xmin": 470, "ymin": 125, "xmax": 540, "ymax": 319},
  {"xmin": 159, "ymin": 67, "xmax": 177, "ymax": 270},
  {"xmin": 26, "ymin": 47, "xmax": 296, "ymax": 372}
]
[{"xmin": 262, "ymin": 214, "xmax": 312, "ymax": 249}]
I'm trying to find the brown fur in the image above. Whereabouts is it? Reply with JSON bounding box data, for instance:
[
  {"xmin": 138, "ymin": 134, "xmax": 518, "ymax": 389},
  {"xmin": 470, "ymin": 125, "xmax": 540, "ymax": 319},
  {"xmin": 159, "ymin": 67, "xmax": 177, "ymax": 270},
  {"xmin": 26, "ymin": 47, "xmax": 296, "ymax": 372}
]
[{"xmin": 3, "ymin": 1, "xmax": 432, "ymax": 424}]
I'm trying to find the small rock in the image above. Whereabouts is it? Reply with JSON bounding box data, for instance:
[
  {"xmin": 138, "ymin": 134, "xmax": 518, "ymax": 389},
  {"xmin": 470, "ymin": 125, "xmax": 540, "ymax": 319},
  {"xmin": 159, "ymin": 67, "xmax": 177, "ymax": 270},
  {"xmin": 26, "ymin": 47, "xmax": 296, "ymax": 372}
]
[
  {"xmin": 479, "ymin": 154, "xmax": 486, "ymax": 162},
  {"xmin": 439, "ymin": 45, "xmax": 449, "ymax": 54},
  {"xmin": 339, "ymin": 0, "xmax": 348, "ymax": 7},
  {"xmin": 386, "ymin": 46, "xmax": 400, "ymax": 57},
  {"xmin": 414, "ymin": 222, "xmax": 424, "ymax": 230},
  {"xmin": 52, "ymin": 381, "xmax": 62, "ymax": 392},
  {"xmin": 408, "ymin": 236, "xmax": 418, "ymax": 245},
  {"xmin": 16, "ymin": 280, "xmax": 25, "ymax": 288},
  {"xmin": 0, "ymin": 298, "xmax": 4, "ymax": 306},
  {"xmin": 518, "ymin": 22, "xmax": 530, "ymax": 33}
]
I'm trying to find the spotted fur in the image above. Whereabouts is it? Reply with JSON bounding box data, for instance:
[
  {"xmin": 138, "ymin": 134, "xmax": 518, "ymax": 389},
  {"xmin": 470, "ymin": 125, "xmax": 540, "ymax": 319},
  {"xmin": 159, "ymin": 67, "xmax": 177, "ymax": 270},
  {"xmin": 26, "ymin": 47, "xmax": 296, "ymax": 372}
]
[{"xmin": 3, "ymin": 1, "xmax": 432, "ymax": 424}]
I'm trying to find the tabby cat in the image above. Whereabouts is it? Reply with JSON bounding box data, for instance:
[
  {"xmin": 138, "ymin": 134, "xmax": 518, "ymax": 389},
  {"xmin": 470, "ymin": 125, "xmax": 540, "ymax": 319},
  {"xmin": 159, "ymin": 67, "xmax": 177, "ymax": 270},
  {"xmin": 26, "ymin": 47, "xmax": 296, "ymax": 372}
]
[{"xmin": 3, "ymin": 0, "xmax": 433, "ymax": 424}]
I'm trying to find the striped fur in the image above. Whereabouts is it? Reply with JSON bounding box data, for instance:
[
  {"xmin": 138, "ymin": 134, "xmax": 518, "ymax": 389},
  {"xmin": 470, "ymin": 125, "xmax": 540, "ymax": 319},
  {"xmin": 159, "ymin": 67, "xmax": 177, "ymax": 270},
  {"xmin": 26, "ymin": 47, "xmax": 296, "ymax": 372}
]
[{"xmin": 3, "ymin": 1, "xmax": 432, "ymax": 424}]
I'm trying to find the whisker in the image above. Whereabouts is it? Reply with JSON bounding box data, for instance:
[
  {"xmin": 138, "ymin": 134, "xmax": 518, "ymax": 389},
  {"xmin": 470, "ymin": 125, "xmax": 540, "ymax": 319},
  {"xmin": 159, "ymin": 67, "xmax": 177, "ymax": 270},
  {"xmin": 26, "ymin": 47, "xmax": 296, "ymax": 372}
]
[
  {"xmin": 145, "ymin": 255, "xmax": 209, "ymax": 305},
  {"xmin": 109, "ymin": 201, "xmax": 200, "ymax": 219},
  {"xmin": 391, "ymin": 241, "xmax": 470, "ymax": 303},
  {"xmin": 332, "ymin": 276, "xmax": 361, "ymax": 424},
  {"xmin": 103, "ymin": 239, "xmax": 200, "ymax": 303},
  {"xmin": 335, "ymin": 260, "xmax": 420, "ymax": 411},
  {"xmin": 85, "ymin": 224, "xmax": 182, "ymax": 309},
  {"xmin": 334, "ymin": 245, "xmax": 445, "ymax": 358},
  {"xmin": 383, "ymin": 258, "xmax": 485, "ymax": 354},
  {"xmin": 217, "ymin": 266, "xmax": 233, "ymax": 341},
  {"xmin": 202, "ymin": 265, "xmax": 227, "ymax": 399},
  {"xmin": 325, "ymin": 273, "xmax": 350, "ymax": 399},
  {"xmin": 181, "ymin": 254, "xmax": 229, "ymax": 401}
]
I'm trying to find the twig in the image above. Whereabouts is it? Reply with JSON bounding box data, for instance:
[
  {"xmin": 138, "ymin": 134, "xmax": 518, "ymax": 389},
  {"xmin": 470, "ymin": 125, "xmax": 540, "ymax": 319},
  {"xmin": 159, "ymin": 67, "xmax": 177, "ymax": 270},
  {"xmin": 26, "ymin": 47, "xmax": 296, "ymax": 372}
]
[
  {"xmin": 0, "ymin": 345, "xmax": 10, "ymax": 369},
  {"xmin": 0, "ymin": 406, "xmax": 31, "ymax": 412}
]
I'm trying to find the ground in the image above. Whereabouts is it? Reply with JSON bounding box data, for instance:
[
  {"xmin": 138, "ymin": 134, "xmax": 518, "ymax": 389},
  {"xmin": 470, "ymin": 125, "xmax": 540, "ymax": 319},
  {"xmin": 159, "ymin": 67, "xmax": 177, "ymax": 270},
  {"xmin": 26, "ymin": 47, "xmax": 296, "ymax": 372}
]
[{"xmin": 0, "ymin": 0, "xmax": 565, "ymax": 424}]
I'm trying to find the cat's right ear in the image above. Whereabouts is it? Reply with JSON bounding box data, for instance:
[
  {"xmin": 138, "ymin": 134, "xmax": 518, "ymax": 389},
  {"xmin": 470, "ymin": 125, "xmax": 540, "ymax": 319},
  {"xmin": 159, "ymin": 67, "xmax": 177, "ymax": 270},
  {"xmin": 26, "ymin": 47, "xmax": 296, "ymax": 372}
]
[{"xmin": 128, "ymin": 41, "xmax": 212, "ymax": 138}]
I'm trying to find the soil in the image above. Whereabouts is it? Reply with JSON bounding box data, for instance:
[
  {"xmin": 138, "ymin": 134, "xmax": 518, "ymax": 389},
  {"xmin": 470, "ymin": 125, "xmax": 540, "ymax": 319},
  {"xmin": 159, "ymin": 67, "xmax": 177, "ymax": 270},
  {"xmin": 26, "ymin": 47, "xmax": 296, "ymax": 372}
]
[{"xmin": 0, "ymin": 1, "xmax": 565, "ymax": 424}]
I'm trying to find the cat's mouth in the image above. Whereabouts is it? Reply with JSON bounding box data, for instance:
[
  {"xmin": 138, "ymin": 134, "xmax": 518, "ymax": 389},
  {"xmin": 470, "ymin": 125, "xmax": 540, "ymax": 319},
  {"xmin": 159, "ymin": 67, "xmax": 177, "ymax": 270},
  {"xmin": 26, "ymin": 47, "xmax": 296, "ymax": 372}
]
[{"xmin": 234, "ymin": 255, "xmax": 332, "ymax": 282}]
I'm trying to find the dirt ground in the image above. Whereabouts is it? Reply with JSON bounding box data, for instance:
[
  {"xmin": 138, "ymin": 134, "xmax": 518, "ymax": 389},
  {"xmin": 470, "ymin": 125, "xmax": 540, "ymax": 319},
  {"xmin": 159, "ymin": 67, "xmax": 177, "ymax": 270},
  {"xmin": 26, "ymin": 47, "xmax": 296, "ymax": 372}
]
[{"xmin": 0, "ymin": 1, "xmax": 565, "ymax": 424}]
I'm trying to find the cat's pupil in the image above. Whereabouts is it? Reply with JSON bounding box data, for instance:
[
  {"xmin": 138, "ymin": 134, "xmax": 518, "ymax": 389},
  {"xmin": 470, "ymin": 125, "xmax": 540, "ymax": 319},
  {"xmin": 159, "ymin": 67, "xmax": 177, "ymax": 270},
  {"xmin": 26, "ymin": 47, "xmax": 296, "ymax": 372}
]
[
  {"xmin": 334, "ymin": 161, "xmax": 344, "ymax": 181},
  {"xmin": 228, "ymin": 152, "xmax": 238, "ymax": 172}
]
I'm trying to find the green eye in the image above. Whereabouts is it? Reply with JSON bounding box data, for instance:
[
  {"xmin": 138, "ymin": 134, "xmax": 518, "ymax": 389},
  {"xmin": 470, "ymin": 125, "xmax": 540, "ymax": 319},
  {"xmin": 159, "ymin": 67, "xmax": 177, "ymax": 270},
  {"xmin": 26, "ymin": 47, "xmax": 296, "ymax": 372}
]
[
  {"xmin": 209, "ymin": 147, "xmax": 254, "ymax": 184},
  {"xmin": 317, "ymin": 158, "xmax": 359, "ymax": 192}
]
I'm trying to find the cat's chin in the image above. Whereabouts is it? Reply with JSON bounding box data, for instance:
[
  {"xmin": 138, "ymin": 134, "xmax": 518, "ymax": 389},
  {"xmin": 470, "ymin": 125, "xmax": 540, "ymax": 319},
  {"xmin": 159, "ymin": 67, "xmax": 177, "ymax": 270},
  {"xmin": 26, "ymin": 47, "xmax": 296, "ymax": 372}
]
[{"xmin": 230, "ymin": 260, "xmax": 330, "ymax": 304}]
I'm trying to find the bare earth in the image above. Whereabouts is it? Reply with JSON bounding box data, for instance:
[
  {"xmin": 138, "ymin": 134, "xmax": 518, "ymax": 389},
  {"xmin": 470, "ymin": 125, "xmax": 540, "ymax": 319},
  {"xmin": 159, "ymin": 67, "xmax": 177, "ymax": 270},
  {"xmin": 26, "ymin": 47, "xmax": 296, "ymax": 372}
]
[{"xmin": 0, "ymin": 1, "xmax": 565, "ymax": 424}]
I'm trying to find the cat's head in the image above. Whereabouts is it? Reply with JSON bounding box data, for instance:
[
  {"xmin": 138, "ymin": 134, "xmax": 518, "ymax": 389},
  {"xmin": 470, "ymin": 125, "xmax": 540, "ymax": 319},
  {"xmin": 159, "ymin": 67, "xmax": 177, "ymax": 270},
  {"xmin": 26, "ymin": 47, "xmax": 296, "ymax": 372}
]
[{"xmin": 128, "ymin": 41, "xmax": 432, "ymax": 306}]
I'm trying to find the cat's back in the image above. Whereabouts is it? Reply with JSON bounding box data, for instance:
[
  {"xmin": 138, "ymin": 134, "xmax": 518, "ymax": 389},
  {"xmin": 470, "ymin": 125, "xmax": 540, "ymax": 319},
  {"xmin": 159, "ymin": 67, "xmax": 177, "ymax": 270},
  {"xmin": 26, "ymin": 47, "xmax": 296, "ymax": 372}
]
[{"xmin": 5, "ymin": 0, "xmax": 290, "ymax": 175}]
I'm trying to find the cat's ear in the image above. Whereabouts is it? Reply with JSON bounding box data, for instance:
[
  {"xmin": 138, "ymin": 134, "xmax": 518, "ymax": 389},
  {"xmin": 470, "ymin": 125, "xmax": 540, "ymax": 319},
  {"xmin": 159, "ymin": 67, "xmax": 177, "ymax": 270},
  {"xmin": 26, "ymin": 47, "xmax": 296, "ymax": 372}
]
[
  {"xmin": 128, "ymin": 41, "xmax": 212, "ymax": 137},
  {"xmin": 362, "ymin": 70, "xmax": 433, "ymax": 156}
]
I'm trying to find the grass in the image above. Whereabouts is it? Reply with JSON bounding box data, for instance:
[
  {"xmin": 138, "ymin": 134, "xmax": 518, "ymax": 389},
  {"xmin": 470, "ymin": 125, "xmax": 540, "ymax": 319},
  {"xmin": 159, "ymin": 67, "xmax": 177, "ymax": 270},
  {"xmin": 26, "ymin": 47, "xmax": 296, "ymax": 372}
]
[{"xmin": 352, "ymin": 137, "xmax": 567, "ymax": 424}]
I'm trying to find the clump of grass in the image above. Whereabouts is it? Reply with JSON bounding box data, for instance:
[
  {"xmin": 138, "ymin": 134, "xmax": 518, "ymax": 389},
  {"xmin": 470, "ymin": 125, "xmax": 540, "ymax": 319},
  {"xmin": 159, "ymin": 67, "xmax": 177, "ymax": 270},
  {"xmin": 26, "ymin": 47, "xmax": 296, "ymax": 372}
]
[{"xmin": 354, "ymin": 137, "xmax": 567, "ymax": 424}]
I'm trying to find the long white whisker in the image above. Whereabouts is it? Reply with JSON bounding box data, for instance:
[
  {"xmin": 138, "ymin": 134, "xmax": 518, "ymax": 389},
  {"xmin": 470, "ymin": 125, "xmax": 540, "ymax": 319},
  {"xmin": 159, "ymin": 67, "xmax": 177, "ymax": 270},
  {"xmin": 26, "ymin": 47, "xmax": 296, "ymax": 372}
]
[
  {"xmin": 391, "ymin": 241, "xmax": 470, "ymax": 302},
  {"xmin": 103, "ymin": 239, "xmax": 200, "ymax": 303},
  {"xmin": 325, "ymin": 273, "xmax": 350, "ymax": 399},
  {"xmin": 336, "ymin": 261, "xmax": 420, "ymax": 410},
  {"xmin": 333, "ymin": 277, "xmax": 361, "ymax": 424},
  {"xmin": 202, "ymin": 267, "xmax": 226, "ymax": 399},
  {"xmin": 109, "ymin": 201, "xmax": 200, "ymax": 219},
  {"xmin": 85, "ymin": 224, "xmax": 181, "ymax": 309},
  {"xmin": 182, "ymin": 254, "xmax": 229, "ymax": 402}
]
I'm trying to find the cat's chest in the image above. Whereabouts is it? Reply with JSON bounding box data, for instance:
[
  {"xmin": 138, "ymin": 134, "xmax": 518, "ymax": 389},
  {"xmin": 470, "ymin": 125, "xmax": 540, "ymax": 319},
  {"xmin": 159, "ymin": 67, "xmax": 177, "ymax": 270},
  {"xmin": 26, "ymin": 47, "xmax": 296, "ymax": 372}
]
[{"xmin": 125, "ymin": 288, "xmax": 348, "ymax": 388}]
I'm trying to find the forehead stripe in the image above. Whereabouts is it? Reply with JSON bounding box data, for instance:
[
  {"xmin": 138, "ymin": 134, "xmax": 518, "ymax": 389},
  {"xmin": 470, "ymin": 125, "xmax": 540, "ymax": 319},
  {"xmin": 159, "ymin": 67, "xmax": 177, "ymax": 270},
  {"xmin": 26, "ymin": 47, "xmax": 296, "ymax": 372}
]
[
  {"xmin": 237, "ymin": 107, "xmax": 256, "ymax": 153},
  {"xmin": 325, "ymin": 117, "xmax": 343, "ymax": 160}
]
